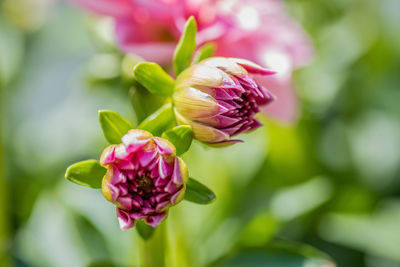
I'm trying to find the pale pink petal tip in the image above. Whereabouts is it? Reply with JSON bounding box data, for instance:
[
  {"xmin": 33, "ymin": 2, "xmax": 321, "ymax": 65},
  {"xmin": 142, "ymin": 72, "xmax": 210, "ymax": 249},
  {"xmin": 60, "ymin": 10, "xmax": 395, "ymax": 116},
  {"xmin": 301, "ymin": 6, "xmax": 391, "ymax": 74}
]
[
  {"xmin": 117, "ymin": 209, "xmax": 135, "ymax": 230},
  {"xmin": 236, "ymin": 62, "xmax": 276, "ymax": 76}
]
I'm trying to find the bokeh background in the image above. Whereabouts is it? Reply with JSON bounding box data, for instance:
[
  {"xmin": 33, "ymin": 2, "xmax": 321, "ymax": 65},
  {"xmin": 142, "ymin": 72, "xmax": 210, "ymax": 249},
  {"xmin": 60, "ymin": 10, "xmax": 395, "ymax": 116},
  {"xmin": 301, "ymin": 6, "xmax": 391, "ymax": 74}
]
[{"xmin": 1, "ymin": 0, "xmax": 400, "ymax": 266}]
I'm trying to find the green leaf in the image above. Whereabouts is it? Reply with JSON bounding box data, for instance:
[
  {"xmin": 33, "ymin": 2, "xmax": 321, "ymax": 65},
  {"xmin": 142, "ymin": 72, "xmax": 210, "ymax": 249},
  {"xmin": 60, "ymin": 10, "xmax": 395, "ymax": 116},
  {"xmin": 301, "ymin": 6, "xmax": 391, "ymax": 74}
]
[
  {"xmin": 129, "ymin": 82, "xmax": 166, "ymax": 124},
  {"xmin": 98, "ymin": 110, "xmax": 134, "ymax": 144},
  {"xmin": 210, "ymin": 241, "xmax": 336, "ymax": 267},
  {"xmin": 192, "ymin": 42, "xmax": 216, "ymax": 64},
  {"xmin": 138, "ymin": 103, "xmax": 175, "ymax": 136},
  {"xmin": 65, "ymin": 160, "xmax": 106, "ymax": 189},
  {"xmin": 184, "ymin": 177, "xmax": 216, "ymax": 204},
  {"xmin": 162, "ymin": 125, "xmax": 193, "ymax": 155},
  {"xmin": 133, "ymin": 62, "xmax": 175, "ymax": 97},
  {"xmin": 136, "ymin": 220, "xmax": 156, "ymax": 240},
  {"xmin": 173, "ymin": 16, "xmax": 197, "ymax": 75}
]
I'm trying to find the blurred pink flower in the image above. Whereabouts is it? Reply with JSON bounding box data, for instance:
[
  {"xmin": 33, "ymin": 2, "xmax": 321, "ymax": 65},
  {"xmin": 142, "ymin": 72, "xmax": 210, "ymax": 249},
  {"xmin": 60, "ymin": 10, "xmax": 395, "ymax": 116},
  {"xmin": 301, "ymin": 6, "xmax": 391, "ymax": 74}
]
[{"xmin": 72, "ymin": 0, "xmax": 313, "ymax": 123}]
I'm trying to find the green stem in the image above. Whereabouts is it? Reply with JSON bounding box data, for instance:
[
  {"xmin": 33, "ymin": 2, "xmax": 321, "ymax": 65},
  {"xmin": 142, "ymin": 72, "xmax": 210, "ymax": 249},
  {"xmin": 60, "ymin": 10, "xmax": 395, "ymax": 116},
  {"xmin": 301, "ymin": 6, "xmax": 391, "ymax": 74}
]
[
  {"xmin": 0, "ymin": 71, "xmax": 10, "ymax": 266},
  {"xmin": 139, "ymin": 222, "xmax": 167, "ymax": 267}
]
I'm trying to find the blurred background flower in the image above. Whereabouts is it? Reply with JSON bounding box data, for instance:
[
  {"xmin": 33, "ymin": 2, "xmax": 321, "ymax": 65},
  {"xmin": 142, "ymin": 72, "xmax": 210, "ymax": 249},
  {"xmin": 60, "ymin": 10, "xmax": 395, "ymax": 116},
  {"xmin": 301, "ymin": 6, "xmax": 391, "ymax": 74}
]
[
  {"xmin": 71, "ymin": 0, "xmax": 314, "ymax": 123},
  {"xmin": 1, "ymin": 0, "xmax": 400, "ymax": 266}
]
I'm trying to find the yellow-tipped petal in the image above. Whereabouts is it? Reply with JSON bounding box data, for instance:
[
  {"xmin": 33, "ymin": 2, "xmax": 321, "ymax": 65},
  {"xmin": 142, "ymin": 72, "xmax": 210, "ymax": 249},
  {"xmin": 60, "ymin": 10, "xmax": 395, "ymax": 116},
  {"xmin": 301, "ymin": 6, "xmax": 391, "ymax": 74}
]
[
  {"xmin": 175, "ymin": 109, "xmax": 230, "ymax": 143},
  {"xmin": 122, "ymin": 129, "xmax": 153, "ymax": 145},
  {"xmin": 175, "ymin": 64, "xmax": 229, "ymax": 90},
  {"xmin": 174, "ymin": 87, "xmax": 220, "ymax": 119},
  {"xmin": 101, "ymin": 167, "xmax": 113, "ymax": 203},
  {"xmin": 172, "ymin": 185, "xmax": 186, "ymax": 205},
  {"xmin": 177, "ymin": 157, "xmax": 189, "ymax": 184}
]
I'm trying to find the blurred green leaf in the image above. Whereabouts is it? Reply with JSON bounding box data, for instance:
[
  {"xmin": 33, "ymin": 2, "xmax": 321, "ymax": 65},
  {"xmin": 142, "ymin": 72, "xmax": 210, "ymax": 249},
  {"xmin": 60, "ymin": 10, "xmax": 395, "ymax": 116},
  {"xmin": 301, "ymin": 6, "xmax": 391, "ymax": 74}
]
[
  {"xmin": 210, "ymin": 241, "xmax": 336, "ymax": 267},
  {"xmin": 129, "ymin": 83, "xmax": 166, "ymax": 124},
  {"xmin": 73, "ymin": 213, "xmax": 110, "ymax": 261},
  {"xmin": 98, "ymin": 110, "xmax": 134, "ymax": 144},
  {"xmin": 173, "ymin": 16, "xmax": 197, "ymax": 75},
  {"xmin": 136, "ymin": 220, "xmax": 155, "ymax": 240},
  {"xmin": 162, "ymin": 125, "xmax": 193, "ymax": 155},
  {"xmin": 184, "ymin": 177, "xmax": 216, "ymax": 204},
  {"xmin": 192, "ymin": 42, "xmax": 216, "ymax": 64},
  {"xmin": 138, "ymin": 103, "xmax": 175, "ymax": 136},
  {"xmin": 87, "ymin": 262, "xmax": 117, "ymax": 267},
  {"xmin": 65, "ymin": 160, "xmax": 106, "ymax": 189},
  {"xmin": 133, "ymin": 62, "xmax": 175, "ymax": 97}
]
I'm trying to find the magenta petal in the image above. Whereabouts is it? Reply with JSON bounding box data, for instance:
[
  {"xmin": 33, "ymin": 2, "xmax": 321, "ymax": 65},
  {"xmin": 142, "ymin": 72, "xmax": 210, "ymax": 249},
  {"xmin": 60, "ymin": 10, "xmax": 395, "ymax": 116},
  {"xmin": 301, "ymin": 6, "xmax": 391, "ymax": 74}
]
[
  {"xmin": 156, "ymin": 201, "xmax": 170, "ymax": 212},
  {"xmin": 165, "ymin": 180, "xmax": 178, "ymax": 194},
  {"xmin": 158, "ymin": 156, "xmax": 173, "ymax": 179},
  {"xmin": 117, "ymin": 196, "xmax": 133, "ymax": 210},
  {"xmin": 154, "ymin": 139, "xmax": 175, "ymax": 155},
  {"xmin": 145, "ymin": 212, "xmax": 167, "ymax": 228},
  {"xmin": 155, "ymin": 192, "xmax": 169, "ymax": 202},
  {"xmin": 130, "ymin": 211, "xmax": 145, "ymax": 220},
  {"xmin": 117, "ymin": 208, "xmax": 135, "ymax": 230},
  {"xmin": 170, "ymin": 188, "xmax": 182, "ymax": 204},
  {"xmin": 171, "ymin": 158, "xmax": 183, "ymax": 185},
  {"xmin": 138, "ymin": 150, "xmax": 157, "ymax": 167},
  {"xmin": 111, "ymin": 166, "xmax": 126, "ymax": 184},
  {"xmin": 107, "ymin": 183, "xmax": 120, "ymax": 202},
  {"xmin": 215, "ymin": 88, "xmax": 239, "ymax": 100},
  {"xmin": 116, "ymin": 160, "xmax": 135, "ymax": 170},
  {"xmin": 102, "ymin": 146, "xmax": 116, "ymax": 165}
]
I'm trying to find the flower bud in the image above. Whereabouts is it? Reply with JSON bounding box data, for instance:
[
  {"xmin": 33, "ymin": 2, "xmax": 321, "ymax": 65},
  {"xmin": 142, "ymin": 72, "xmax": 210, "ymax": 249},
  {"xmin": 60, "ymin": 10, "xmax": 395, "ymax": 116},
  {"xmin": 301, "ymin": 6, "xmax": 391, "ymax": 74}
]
[
  {"xmin": 100, "ymin": 129, "xmax": 188, "ymax": 230},
  {"xmin": 173, "ymin": 57, "xmax": 275, "ymax": 146}
]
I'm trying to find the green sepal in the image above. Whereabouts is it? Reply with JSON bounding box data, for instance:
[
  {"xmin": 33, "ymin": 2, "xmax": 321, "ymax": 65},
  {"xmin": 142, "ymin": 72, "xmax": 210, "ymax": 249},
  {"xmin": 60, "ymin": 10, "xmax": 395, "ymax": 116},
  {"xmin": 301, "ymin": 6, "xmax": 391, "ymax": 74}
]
[
  {"xmin": 192, "ymin": 42, "xmax": 216, "ymax": 64},
  {"xmin": 173, "ymin": 16, "xmax": 197, "ymax": 75},
  {"xmin": 162, "ymin": 125, "xmax": 193, "ymax": 156},
  {"xmin": 138, "ymin": 103, "xmax": 175, "ymax": 136},
  {"xmin": 133, "ymin": 62, "xmax": 175, "ymax": 97},
  {"xmin": 136, "ymin": 220, "xmax": 156, "ymax": 240},
  {"xmin": 98, "ymin": 110, "xmax": 134, "ymax": 144},
  {"xmin": 65, "ymin": 160, "xmax": 106, "ymax": 189},
  {"xmin": 184, "ymin": 177, "xmax": 216, "ymax": 204}
]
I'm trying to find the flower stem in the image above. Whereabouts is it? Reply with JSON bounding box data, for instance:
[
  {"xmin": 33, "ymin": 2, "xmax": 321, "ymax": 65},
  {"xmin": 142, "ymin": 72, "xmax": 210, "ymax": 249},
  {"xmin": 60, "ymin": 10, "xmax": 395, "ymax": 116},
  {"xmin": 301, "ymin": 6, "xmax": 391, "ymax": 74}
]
[
  {"xmin": 0, "ymin": 73, "xmax": 10, "ymax": 266},
  {"xmin": 140, "ymin": 222, "xmax": 167, "ymax": 267}
]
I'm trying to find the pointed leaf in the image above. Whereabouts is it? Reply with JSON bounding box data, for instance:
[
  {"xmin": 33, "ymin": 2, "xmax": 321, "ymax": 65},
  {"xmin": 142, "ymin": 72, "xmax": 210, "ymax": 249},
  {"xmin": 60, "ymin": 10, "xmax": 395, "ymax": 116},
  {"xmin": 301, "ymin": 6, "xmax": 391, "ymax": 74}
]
[
  {"xmin": 133, "ymin": 62, "xmax": 175, "ymax": 97},
  {"xmin": 162, "ymin": 125, "xmax": 193, "ymax": 155},
  {"xmin": 184, "ymin": 177, "xmax": 216, "ymax": 204},
  {"xmin": 136, "ymin": 220, "xmax": 156, "ymax": 240},
  {"xmin": 192, "ymin": 42, "xmax": 216, "ymax": 64},
  {"xmin": 99, "ymin": 110, "xmax": 134, "ymax": 144},
  {"xmin": 65, "ymin": 160, "xmax": 106, "ymax": 189},
  {"xmin": 173, "ymin": 16, "xmax": 197, "ymax": 75},
  {"xmin": 138, "ymin": 103, "xmax": 175, "ymax": 136}
]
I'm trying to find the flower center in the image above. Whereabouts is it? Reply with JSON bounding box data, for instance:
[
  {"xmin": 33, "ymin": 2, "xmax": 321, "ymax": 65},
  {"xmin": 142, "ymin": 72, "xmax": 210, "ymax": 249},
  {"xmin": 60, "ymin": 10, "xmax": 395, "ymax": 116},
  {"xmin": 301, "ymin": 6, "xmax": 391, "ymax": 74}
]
[{"xmin": 137, "ymin": 176, "xmax": 153, "ymax": 194}]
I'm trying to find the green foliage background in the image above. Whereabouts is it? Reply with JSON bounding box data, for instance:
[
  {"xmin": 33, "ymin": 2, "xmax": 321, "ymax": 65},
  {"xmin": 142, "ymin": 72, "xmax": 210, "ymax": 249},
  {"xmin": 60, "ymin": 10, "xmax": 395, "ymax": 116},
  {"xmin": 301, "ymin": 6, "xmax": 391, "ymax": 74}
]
[{"xmin": 1, "ymin": 0, "xmax": 400, "ymax": 266}]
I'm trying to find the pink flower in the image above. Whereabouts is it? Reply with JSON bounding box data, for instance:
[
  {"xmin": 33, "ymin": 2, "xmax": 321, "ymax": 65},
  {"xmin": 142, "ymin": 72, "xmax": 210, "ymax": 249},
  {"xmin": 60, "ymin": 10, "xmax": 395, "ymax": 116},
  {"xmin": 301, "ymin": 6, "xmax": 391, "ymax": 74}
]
[
  {"xmin": 72, "ymin": 0, "xmax": 313, "ymax": 122},
  {"xmin": 100, "ymin": 129, "xmax": 188, "ymax": 230},
  {"xmin": 173, "ymin": 57, "xmax": 275, "ymax": 145}
]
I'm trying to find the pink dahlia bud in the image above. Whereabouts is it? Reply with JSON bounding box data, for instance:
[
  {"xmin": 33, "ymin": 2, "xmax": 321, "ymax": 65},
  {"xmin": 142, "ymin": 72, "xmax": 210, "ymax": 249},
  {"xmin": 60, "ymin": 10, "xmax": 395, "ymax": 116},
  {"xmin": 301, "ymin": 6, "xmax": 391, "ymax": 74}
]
[
  {"xmin": 100, "ymin": 129, "xmax": 188, "ymax": 230},
  {"xmin": 173, "ymin": 57, "xmax": 275, "ymax": 146}
]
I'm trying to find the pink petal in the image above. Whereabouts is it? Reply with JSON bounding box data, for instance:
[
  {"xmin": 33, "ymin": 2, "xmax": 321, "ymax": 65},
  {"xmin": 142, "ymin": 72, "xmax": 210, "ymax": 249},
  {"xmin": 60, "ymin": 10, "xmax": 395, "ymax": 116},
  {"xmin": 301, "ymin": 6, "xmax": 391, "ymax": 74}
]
[
  {"xmin": 171, "ymin": 158, "xmax": 183, "ymax": 185},
  {"xmin": 145, "ymin": 212, "xmax": 167, "ymax": 228},
  {"xmin": 117, "ymin": 208, "xmax": 135, "ymax": 230}
]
